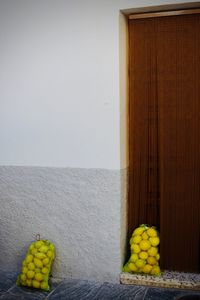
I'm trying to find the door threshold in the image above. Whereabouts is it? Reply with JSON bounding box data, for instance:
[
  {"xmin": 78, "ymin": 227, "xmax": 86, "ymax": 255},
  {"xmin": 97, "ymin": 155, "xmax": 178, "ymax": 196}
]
[{"xmin": 120, "ymin": 270, "xmax": 200, "ymax": 291}]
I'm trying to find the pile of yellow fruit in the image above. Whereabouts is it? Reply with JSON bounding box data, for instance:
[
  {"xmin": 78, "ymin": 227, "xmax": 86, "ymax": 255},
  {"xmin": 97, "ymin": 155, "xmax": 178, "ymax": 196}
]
[
  {"xmin": 17, "ymin": 240, "xmax": 55, "ymax": 291},
  {"xmin": 123, "ymin": 224, "xmax": 161, "ymax": 276}
]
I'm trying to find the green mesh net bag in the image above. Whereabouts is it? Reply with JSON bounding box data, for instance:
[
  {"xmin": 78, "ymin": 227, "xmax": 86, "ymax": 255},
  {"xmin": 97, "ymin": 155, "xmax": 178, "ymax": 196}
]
[
  {"xmin": 17, "ymin": 238, "xmax": 55, "ymax": 291},
  {"xmin": 123, "ymin": 224, "xmax": 161, "ymax": 276}
]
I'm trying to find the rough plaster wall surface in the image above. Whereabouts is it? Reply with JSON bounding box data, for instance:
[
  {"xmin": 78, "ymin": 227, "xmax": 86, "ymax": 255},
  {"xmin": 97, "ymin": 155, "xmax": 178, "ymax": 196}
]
[{"xmin": 0, "ymin": 166, "xmax": 127, "ymax": 282}]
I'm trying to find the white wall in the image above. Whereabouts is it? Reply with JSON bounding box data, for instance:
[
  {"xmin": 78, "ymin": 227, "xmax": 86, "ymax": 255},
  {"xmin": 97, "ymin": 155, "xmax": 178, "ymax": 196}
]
[{"xmin": 0, "ymin": 0, "xmax": 197, "ymax": 169}]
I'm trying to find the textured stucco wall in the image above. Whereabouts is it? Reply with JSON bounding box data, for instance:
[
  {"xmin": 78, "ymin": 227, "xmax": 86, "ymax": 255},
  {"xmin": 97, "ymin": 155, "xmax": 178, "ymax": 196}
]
[{"xmin": 0, "ymin": 166, "xmax": 128, "ymax": 282}]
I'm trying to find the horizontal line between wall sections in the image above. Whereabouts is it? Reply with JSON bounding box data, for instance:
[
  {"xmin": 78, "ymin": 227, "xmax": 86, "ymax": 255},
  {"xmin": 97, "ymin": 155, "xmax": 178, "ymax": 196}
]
[{"xmin": 129, "ymin": 8, "xmax": 200, "ymax": 19}]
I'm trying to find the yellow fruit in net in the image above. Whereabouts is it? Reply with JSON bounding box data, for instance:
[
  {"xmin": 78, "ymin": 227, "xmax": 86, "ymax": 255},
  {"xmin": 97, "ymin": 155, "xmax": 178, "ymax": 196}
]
[
  {"xmin": 151, "ymin": 266, "xmax": 161, "ymax": 276},
  {"xmin": 27, "ymin": 271, "xmax": 35, "ymax": 279},
  {"xmin": 29, "ymin": 244, "xmax": 35, "ymax": 251},
  {"xmin": 34, "ymin": 258, "xmax": 43, "ymax": 269},
  {"xmin": 128, "ymin": 263, "xmax": 138, "ymax": 272},
  {"xmin": 132, "ymin": 235, "xmax": 142, "ymax": 244},
  {"xmin": 47, "ymin": 250, "xmax": 53, "ymax": 258},
  {"xmin": 43, "ymin": 258, "xmax": 50, "ymax": 266},
  {"xmin": 22, "ymin": 260, "xmax": 26, "ymax": 267},
  {"xmin": 130, "ymin": 253, "xmax": 138, "ymax": 263},
  {"xmin": 31, "ymin": 249, "xmax": 38, "ymax": 255},
  {"xmin": 147, "ymin": 256, "xmax": 157, "ymax": 266},
  {"xmin": 22, "ymin": 267, "xmax": 28, "ymax": 274},
  {"xmin": 20, "ymin": 274, "xmax": 26, "ymax": 281},
  {"xmin": 35, "ymin": 273, "xmax": 44, "ymax": 282},
  {"xmin": 131, "ymin": 243, "xmax": 140, "ymax": 254},
  {"xmin": 148, "ymin": 247, "xmax": 158, "ymax": 257},
  {"xmin": 147, "ymin": 227, "xmax": 157, "ymax": 237},
  {"xmin": 142, "ymin": 264, "xmax": 153, "ymax": 274},
  {"xmin": 41, "ymin": 267, "xmax": 49, "ymax": 275},
  {"xmin": 49, "ymin": 244, "xmax": 55, "ymax": 251},
  {"xmin": 139, "ymin": 251, "xmax": 148, "ymax": 260},
  {"xmin": 35, "ymin": 252, "xmax": 46, "ymax": 260},
  {"xmin": 26, "ymin": 255, "xmax": 33, "ymax": 264},
  {"xmin": 140, "ymin": 240, "xmax": 151, "ymax": 251},
  {"xmin": 32, "ymin": 280, "xmax": 40, "ymax": 289},
  {"xmin": 35, "ymin": 241, "xmax": 44, "ymax": 249},
  {"xmin": 41, "ymin": 281, "xmax": 49, "ymax": 290},
  {"xmin": 141, "ymin": 232, "xmax": 149, "ymax": 240},
  {"xmin": 133, "ymin": 226, "xmax": 145, "ymax": 236},
  {"xmin": 135, "ymin": 259, "xmax": 146, "ymax": 269},
  {"xmin": 26, "ymin": 279, "xmax": 32, "ymax": 287},
  {"xmin": 156, "ymin": 253, "xmax": 160, "ymax": 261},
  {"xmin": 17, "ymin": 239, "xmax": 55, "ymax": 290},
  {"xmin": 39, "ymin": 246, "xmax": 48, "ymax": 253},
  {"xmin": 123, "ymin": 263, "xmax": 131, "ymax": 273},
  {"xmin": 149, "ymin": 237, "xmax": 160, "ymax": 247},
  {"xmin": 34, "ymin": 268, "xmax": 41, "ymax": 273},
  {"xmin": 28, "ymin": 263, "xmax": 35, "ymax": 270}
]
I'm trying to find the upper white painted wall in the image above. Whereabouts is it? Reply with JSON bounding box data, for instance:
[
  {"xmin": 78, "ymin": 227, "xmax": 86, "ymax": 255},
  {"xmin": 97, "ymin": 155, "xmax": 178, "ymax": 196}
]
[{"xmin": 0, "ymin": 0, "xmax": 198, "ymax": 169}]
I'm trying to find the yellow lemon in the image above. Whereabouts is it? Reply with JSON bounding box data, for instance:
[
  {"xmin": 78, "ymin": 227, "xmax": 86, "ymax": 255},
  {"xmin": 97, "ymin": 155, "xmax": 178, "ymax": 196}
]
[
  {"xmin": 141, "ymin": 232, "xmax": 149, "ymax": 240},
  {"xmin": 129, "ymin": 237, "xmax": 134, "ymax": 245},
  {"xmin": 31, "ymin": 249, "xmax": 38, "ymax": 256},
  {"xmin": 131, "ymin": 244, "xmax": 140, "ymax": 254},
  {"xmin": 130, "ymin": 253, "xmax": 138, "ymax": 263},
  {"xmin": 156, "ymin": 254, "xmax": 160, "ymax": 261},
  {"xmin": 26, "ymin": 279, "xmax": 32, "ymax": 287},
  {"xmin": 34, "ymin": 258, "xmax": 43, "ymax": 269},
  {"xmin": 41, "ymin": 281, "xmax": 49, "ymax": 290},
  {"xmin": 35, "ymin": 252, "xmax": 46, "ymax": 260},
  {"xmin": 139, "ymin": 251, "xmax": 148, "ymax": 260},
  {"xmin": 43, "ymin": 258, "xmax": 50, "ymax": 266},
  {"xmin": 149, "ymin": 237, "xmax": 160, "ymax": 247},
  {"xmin": 148, "ymin": 247, "xmax": 158, "ymax": 257},
  {"xmin": 147, "ymin": 228, "xmax": 157, "ymax": 237},
  {"xmin": 49, "ymin": 244, "xmax": 55, "ymax": 251},
  {"xmin": 35, "ymin": 268, "xmax": 41, "ymax": 273},
  {"xmin": 35, "ymin": 273, "xmax": 44, "ymax": 281},
  {"xmin": 142, "ymin": 264, "xmax": 153, "ymax": 274},
  {"xmin": 25, "ymin": 255, "xmax": 33, "ymax": 263},
  {"xmin": 27, "ymin": 270, "xmax": 35, "ymax": 279},
  {"xmin": 151, "ymin": 266, "xmax": 161, "ymax": 276},
  {"xmin": 123, "ymin": 263, "xmax": 131, "ymax": 273},
  {"xmin": 47, "ymin": 250, "xmax": 53, "ymax": 258},
  {"xmin": 128, "ymin": 263, "xmax": 137, "ymax": 272},
  {"xmin": 41, "ymin": 267, "xmax": 49, "ymax": 275},
  {"xmin": 133, "ymin": 227, "xmax": 145, "ymax": 236},
  {"xmin": 135, "ymin": 259, "xmax": 146, "ymax": 269},
  {"xmin": 20, "ymin": 274, "xmax": 26, "ymax": 281},
  {"xmin": 39, "ymin": 246, "xmax": 48, "ymax": 253},
  {"xmin": 35, "ymin": 241, "xmax": 44, "ymax": 249},
  {"xmin": 29, "ymin": 244, "xmax": 35, "ymax": 251},
  {"xmin": 32, "ymin": 280, "xmax": 40, "ymax": 289},
  {"xmin": 22, "ymin": 267, "xmax": 28, "ymax": 274},
  {"xmin": 28, "ymin": 262, "xmax": 35, "ymax": 270},
  {"xmin": 147, "ymin": 256, "xmax": 157, "ymax": 265},
  {"xmin": 140, "ymin": 240, "xmax": 151, "ymax": 251},
  {"xmin": 132, "ymin": 235, "xmax": 142, "ymax": 244},
  {"xmin": 22, "ymin": 260, "xmax": 26, "ymax": 267}
]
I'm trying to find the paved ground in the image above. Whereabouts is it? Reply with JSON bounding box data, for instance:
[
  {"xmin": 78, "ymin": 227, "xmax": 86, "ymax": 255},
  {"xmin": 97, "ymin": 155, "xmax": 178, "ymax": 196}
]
[{"xmin": 0, "ymin": 271, "xmax": 200, "ymax": 299}]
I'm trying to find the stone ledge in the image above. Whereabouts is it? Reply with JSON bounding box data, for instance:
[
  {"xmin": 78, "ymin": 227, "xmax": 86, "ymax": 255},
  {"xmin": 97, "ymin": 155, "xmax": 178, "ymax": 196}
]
[{"xmin": 120, "ymin": 271, "xmax": 200, "ymax": 291}]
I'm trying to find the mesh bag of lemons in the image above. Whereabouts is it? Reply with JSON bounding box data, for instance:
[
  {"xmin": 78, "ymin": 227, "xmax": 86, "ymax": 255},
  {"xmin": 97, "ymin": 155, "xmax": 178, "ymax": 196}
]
[
  {"xmin": 16, "ymin": 239, "xmax": 55, "ymax": 291},
  {"xmin": 123, "ymin": 224, "xmax": 161, "ymax": 276}
]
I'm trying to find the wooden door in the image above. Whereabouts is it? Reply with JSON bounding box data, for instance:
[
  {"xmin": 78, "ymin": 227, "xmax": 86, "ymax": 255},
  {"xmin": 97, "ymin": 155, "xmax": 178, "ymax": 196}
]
[{"xmin": 129, "ymin": 13, "xmax": 200, "ymax": 272}]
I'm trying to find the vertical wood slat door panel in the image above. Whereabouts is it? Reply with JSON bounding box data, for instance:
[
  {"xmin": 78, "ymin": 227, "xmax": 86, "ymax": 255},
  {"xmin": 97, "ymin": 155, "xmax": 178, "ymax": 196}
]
[
  {"xmin": 129, "ymin": 19, "xmax": 160, "ymax": 237},
  {"xmin": 157, "ymin": 15, "xmax": 200, "ymax": 272},
  {"xmin": 129, "ymin": 14, "xmax": 200, "ymax": 272}
]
